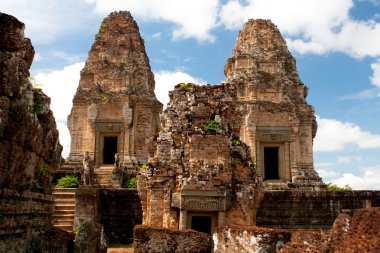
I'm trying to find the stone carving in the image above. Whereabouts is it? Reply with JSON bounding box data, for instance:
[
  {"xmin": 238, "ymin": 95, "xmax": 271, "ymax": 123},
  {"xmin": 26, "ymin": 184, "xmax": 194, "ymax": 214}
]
[
  {"xmin": 182, "ymin": 197, "xmax": 225, "ymax": 211},
  {"xmin": 256, "ymin": 127, "xmax": 291, "ymax": 142},
  {"xmin": 82, "ymin": 151, "xmax": 94, "ymax": 186},
  {"xmin": 112, "ymin": 153, "xmax": 123, "ymax": 186}
]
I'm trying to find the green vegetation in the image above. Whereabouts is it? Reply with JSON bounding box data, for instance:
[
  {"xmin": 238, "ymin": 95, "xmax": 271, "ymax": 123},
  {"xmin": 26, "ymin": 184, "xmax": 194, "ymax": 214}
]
[
  {"xmin": 326, "ymin": 183, "xmax": 352, "ymax": 191},
  {"xmin": 123, "ymin": 177, "xmax": 137, "ymax": 189},
  {"xmin": 97, "ymin": 22, "xmax": 107, "ymax": 34},
  {"xmin": 75, "ymin": 224, "xmax": 81, "ymax": 241},
  {"xmin": 177, "ymin": 83, "xmax": 191, "ymax": 92},
  {"xmin": 56, "ymin": 175, "xmax": 80, "ymax": 188},
  {"xmin": 204, "ymin": 120, "xmax": 220, "ymax": 132},
  {"xmin": 140, "ymin": 163, "xmax": 147, "ymax": 171},
  {"xmin": 28, "ymin": 76, "xmax": 43, "ymax": 88},
  {"xmin": 232, "ymin": 139, "xmax": 241, "ymax": 146}
]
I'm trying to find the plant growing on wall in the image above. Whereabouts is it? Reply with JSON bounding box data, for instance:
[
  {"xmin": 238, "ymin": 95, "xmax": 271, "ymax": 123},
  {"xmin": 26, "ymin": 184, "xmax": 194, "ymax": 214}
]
[
  {"xmin": 204, "ymin": 120, "xmax": 220, "ymax": 132},
  {"xmin": 177, "ymin": 83, "xmax": 191, "ymax": 92},
  {"xmin": 75, "ymin": 224, "xmax": 81, "ymax": 241},
  {"xmin": 232, "ymin": 139, "xmax": 241, "ymax": 146},
  {"xmin": 123, "ymin": 177, "xmax": 137, "ymax": 189}
]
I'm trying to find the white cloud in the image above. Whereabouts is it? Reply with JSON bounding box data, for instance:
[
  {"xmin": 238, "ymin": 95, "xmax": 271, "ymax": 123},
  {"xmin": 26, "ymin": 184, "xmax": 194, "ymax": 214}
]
[
  {"xmin": 151, "ymin": 32, "xmax": 162, "ymax": 40},
  {"xmin": 314, "ymin": 116, "xmax": 380, "ymax": 151},
  {"xmin": 316, "ymin": 169, "xmax": 339, "ymax": 179},
  {"xmin": 0, "ymin": 0, "xmax": 98, "ymax": 44},
  {"xmin": 219, "ymin": 0, "xmax": 380, "ymax": 58},
  {"xmin": 154, "ymin": 70, "xmax": 205, "ymax": 107},
  {"xmin": 340, "ymin": 88, "xmax": 380, "ymax": 100},
  {"xmin": 91, "ymin": 0, "xmax": 219, "ymax": 43},
  {"xmin": 330, "ymin": 165, "xmax": 380, "ymax": 190},
  {"xmin": 370, "ymin": 60, "xmax": 380, "ymax": 88},
  {"xmin": 36, "ymin": 62, "xmax": 84, "ymax": 158},
  {"xmin": 337, "ymin": 156, "xmax": 351, "ymax": 164}
]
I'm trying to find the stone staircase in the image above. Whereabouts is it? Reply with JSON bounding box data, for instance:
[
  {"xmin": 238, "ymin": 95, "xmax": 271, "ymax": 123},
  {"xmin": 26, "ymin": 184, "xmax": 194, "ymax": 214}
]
[
  {"xmin": 52, "ymin": 188, "xmax": 76, "ymax": 233},
  {"xmin": 94, "ymin": 166, "xmax": 121, "ymax": 188}
]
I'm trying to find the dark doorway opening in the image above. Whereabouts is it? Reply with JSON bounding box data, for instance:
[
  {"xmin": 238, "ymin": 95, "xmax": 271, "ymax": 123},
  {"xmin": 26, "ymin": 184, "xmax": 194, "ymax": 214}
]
[
  {"xmin": 191, "ymin": 216, "xmax": 212, "ymax": 235},
  {"xmin": 103, "ymin": 136, "xmax": 118, "ymax": 164},
  {"xmin": 264, "ymin": 147, "xmax": 279, "ymax": 180}
]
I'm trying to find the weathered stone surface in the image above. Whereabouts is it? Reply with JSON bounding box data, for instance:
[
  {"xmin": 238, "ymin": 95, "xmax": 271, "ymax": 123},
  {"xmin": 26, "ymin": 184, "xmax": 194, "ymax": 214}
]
[
  {"xmin": 43, "ymin": 228, "xmax": 75, "ymax": 253},
  {"xmin": 62, "ymin": 11, "xmax": 162, "ymax": 178},
  {"xmin": 138, "ymin": 83, "xmax": 264, "ymax": 230},
  {"xmin": 279, "ymin": 231, "xmax": 328, "ymax": 253},
  {"xmin": 138, "ymin": 19, "xmax": 324, "ymax": 234},
  {"xmin": 213, "ymin": 225, "xmax": 291, "ymax": 253},
  {"xmin": 280, "ymin": 207, "xmax": 380, "ymax": 252},
  {"xmin": 327, "ymin": 207, "xmax": 380, "ymax": 253},
  {"xmin": 74, "ymin": 221, "xmax": 107, "ymax": 253},
  {"xmin": 224, "ymin": 19, "xmax": 323, "ymax": 190},
  {"xmin": 256, "ymin": 190, "xmax": 380, "ymax": 230},
  {"xmin": 133, "ymin": 225, "xmax": 212, "ymax": 253},
  {"xmin": 0, "ymin": 12, "xmax": 62, "ymax": 252},
  {"xmin": 100, "ymin": 189, "xmax": 142, "ymax": 244}
]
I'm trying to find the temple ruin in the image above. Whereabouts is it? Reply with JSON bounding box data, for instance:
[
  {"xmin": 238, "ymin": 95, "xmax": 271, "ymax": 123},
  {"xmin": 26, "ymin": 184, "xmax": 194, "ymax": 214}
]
[
  {"xmin": 62, "ymin": 12, "xmax": 162, "ymax": 177},
  {"xmin": 2, "ymin": 10, "xmax": 380, "ymax": 252},
  {"xmin": 54, "ymin": 11, "xmax": 328, "ymax": 236}
]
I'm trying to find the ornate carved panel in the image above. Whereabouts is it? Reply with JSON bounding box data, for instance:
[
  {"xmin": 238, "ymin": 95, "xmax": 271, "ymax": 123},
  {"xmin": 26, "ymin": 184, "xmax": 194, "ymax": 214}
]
[
  {"xmin": 96, "ymin": 122, "xmax": 123, "ymax": 132},
  {"xmin": 182, "ymin": 197, "xmax": 225, "ymax": 211},
  {"xmin": 256, "ymin": 126, "xmax": 291, "ymax": 142},
  {"xmin": 171, "ymin": 191, "xmax": 227, "ymax": 211}
]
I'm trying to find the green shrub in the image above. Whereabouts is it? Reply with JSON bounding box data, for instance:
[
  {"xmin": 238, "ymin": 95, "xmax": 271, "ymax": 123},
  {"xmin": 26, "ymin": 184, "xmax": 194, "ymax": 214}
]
[
  {"xmin": 232, "ymin": 140, "xmax": 241, "ymax": 146},
  {"xmin": 177, "ymin": 83, "xmax": 191, "ymax": 92},
  {"xmin": 56, "ymin": 175, "xmax": 79, "ymax": 188},
  {"xmin": 326, "ymin": 183, "xmax": 352, "ymax": 191},
  {"xmin": 123, "ymin": 177, "xmax": 137, "ymax": 189},
  {"xmin": 204, "ymin": 120, "xmax": 220, "ymax": 132}
]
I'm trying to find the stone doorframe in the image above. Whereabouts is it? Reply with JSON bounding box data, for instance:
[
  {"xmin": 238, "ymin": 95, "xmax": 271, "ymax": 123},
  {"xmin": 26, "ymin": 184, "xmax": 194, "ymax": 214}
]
[
  {"xmin": 94, "ymin": 121, "xmax": 124, "ymax": 166},
  {"xmin": 255, "ymin": 126, "xmax": 291, "ymax": 182},
  {"xmin": 171, "ymin": 190, "xmax": 230, "ymax": 231}
]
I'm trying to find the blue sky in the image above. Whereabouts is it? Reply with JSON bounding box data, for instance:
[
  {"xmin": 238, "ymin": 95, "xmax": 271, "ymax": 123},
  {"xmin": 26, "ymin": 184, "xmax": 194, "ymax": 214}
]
[{"xmin": 2, "ymin": 0, "xmax": 380, "ymax": 189}]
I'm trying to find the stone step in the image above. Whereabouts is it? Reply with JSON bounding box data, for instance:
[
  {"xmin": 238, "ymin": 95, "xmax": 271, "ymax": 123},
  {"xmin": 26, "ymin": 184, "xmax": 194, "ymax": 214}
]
[
  {"xmin": 52, "ymin": 188, "xmax": 76, "ymax": 233},
  {"xmin": 53, "ymin": 188, "xmax": 77, "ymax": 193},
  {"xmin": 52, "ymin": 213, "xmax": 75, "ymax": 222},
  {"xmin": 53, "ymin": 199, "xmax": 75, "ymax": 204},
  {"xmin": 54, "ymin": 209, "xmax": 75, "ymax": 216},
  {"xmin": 54, "ymin": 220, "xmax": 75, "ymax": 226},
  {"xmin": 54, "ymin": 224, "xmax": 74, "ymax": 232},
  {"xmin": 54, "ymin": 205, "xmax": 75, "ymax": 211}
]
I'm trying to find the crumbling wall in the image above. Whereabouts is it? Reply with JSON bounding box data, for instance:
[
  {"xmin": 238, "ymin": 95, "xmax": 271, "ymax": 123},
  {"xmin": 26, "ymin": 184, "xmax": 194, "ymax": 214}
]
[
  {"xmin": 280, "ymin": 207, "xmax": 380, "ymax": 252},
  {"xmin": 0, "ymin": 12, "xmax": 62, "ymax": 252},
  {"xmin": 74, "ymin": 188, "xmax": 142, "ymax": 245},
  {"xmin": 134, "ymin": 225, "xmax": 212, "ymax": 253},
  {"xmin": 256, "ymin": 190, "xmax": 380, "ymax": 230},
  {"xmin": 213, "ymin": 225, "xmax": 291, "ymax": 253},
  {"xmin": 138, "ymin": 83, "xmax": 264, "ymax": 229}
]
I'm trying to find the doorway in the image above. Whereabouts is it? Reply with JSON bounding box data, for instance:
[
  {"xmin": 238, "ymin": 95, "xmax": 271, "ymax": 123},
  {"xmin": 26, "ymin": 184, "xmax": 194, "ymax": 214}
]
[
  {"xmin": 191, "ymin": 216, "xmax": 212, "ymax": 235},
  {"xmin": 264, "ymin": 147, "xmax": 279, "ymax": 180},
  {"xmin": 103, "ymin": 136, "xmax": 118, "ymax": 164}
]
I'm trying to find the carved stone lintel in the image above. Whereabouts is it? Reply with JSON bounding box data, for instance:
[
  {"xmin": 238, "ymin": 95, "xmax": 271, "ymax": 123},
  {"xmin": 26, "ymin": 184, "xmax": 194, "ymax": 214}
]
[{"xmin": 256, "ymin": 126, "xmax": 291, "ymax": 142}]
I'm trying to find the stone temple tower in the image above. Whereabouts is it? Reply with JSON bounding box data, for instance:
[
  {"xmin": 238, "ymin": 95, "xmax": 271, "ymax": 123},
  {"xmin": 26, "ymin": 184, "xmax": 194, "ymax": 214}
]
[
  {"xmin": 64, "ymin": 11, "xmax": 162, "ymax": 171},
  {"xmin": 224, "ymin": 19, "xmax": 323, "ymax": 190}
]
